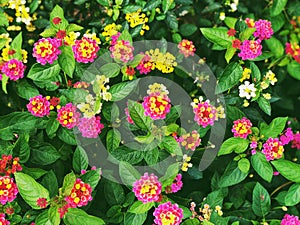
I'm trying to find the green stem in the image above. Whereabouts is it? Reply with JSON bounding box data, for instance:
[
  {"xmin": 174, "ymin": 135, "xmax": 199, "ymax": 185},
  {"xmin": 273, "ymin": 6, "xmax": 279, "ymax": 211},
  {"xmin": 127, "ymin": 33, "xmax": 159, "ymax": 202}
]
[{"xmin": 270, "ymin": 181, "xmax": 293, "ymax": 197}]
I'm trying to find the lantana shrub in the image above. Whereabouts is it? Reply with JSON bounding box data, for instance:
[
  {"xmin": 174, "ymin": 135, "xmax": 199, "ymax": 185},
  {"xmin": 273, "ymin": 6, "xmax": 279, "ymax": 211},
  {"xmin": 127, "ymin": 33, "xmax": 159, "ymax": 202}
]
[{"xmin": 0, "ymin": 0, "xmax": 300, "ymax": 225}]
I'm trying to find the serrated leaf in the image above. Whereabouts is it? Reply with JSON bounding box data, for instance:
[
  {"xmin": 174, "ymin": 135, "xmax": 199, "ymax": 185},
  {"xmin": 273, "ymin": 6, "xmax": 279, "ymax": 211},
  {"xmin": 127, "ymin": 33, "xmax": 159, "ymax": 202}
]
[
  {"xmin": 219, "ymin": 161, "xmax": 248, "ymax": 187},
  {"xmin": 218, "ymin": 137, "xmax": 249, "ymax": 156},
  {"xmin": 259, "ymin": 117, "xmax": 287, "ymax": 138},
  {"xmin": 129, "ymin": 201, "xmax": 154, "ymax": 214},
  {"xmin": 252, "ymin": 182, "xmax": 271, "ymax": 217},
  {"xmin": 109, "ymin": 79, "xmax": 139, "ymax": 101},
  {"xmin": 64, "ymin": 208, "xmax": 105, "ymax": 225},
  {"xmin": 128, "ymin": 100, "xmax": 152, "ymax": 130},
  {"xmin": 58, "ymin": 46, "xmax": 75, "ymax": 78},
  {"xmin": 200, "ymin": 28, "xmax": 234, "ymax": 48},
  {"xmin": 119, "ymin": 161, "xmax": 141, "ymax": 187},
  {"xmin": 271, "ymin": 160, "xmax": 300, "ymax": 182},
  {"xmin": 72, "ymin": 146, "xmax": 89, "ymax": 173},
  {"xmin": 15, "ymin": 172, "xmax": 50, "ymax": 209},
  {"xmin": 104, "ymin": 180, "xmax": 125, "ymax": 206},
  {"xmin": 27, "ymin": 63, "xmax": 61, "ymax": 82},
  {"xmin": 251, "ymin": 152, "xmax": 273, "ymax": 182},
  {"xmin": 257, "ymin": 97, "xmax": 271, "ymax": 116},
  {"xmin": 216, "ymin": 62, "xmax": 243, "ymax": 94}
]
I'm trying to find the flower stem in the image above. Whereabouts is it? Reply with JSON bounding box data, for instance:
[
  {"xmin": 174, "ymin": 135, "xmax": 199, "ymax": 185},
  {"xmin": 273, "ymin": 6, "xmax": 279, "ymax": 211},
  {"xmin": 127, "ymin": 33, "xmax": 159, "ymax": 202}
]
[{"xmin": 270, "ymin": 181, "xmax": 293, "ymax": 197}]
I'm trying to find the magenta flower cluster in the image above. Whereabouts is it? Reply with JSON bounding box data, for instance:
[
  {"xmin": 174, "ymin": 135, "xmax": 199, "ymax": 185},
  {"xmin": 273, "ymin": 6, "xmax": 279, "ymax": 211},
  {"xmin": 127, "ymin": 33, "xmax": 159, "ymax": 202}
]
[
  {"xmin": 153, "ymin": 202, "xmax": 183, "ymax": 225},
  {"xmin": 281, "ymin": 214, "xmax": 300, "ymax": 225},
  {"xmin": 1, "ymin": 59, "xmax": 26, "ymax": 81},
  {"xmin": 165, "ymin": 174, "xmax": 183, "ymax": 194},
  {"xmin": 77, "ymin": 116, "xmax": 104, "ymax": 138}
]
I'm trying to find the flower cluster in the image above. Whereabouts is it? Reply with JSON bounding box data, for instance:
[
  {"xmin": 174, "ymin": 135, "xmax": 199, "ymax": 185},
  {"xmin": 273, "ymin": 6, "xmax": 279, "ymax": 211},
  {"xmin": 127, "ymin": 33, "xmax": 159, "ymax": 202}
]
[
  {"xmin": 181, "ymin": 154, "xmax": 193, "ymax": 172},
  {"xmin": 153, "ymin": 202, "xmax": 183, "ymax": 225},
  {"xmin": 1, "ymin": 58, "xmax": 26, "ymax": 81},
  {"xmin": 0, "ymin": 155, "xmax": 22, "ymax": 176},
  {"xmin": 178, "ymin": 39, "xmax": 196, "ymax": 58},
  {"xmin": 36, "ymin": 197, "xmax": 48, "ymax": 209},
  {"xmin": 0, "ymin": 213, "xmax": 10, "ymax": 225},
  {"xmin": 148, "ymin": 49, "xmax": 177, "ymax": 73},
  {"xmin": 64, "ymin": 31, "xmax": 80, "ymax": 46},
  {"xmin": 132, "ymin": 173, "xmax": 162, "ymax": 203},
  {"xmin": 77, "ymin": 116, "xmax": 104, "ymax": 139},
  {"xmin": 91, "ymin": 75, "xmax": 112, "ymax": 102},
  {"xmin": 280, "ymin": 128, "xmax": 294, "ymax": 145},
  {"xmin": 231, "ymin": 117, "xmax": 252, "ymax": 139},
  {"xmin": 230, "ymin": 18, "xmax": 273, "ymax": 60},
  {"xmin": 177, "ymin": 130, "xmax": 201, "ymax": 151},
  {"xmin": 7, "ymin": 0, "xmax": 34, "ymax": 26},
  {"xmin": 262, "ymin": 137, "xmax": 284, "ymax": 161},
  {"xmin": 72, "ymin": 37, "xmax": 99, "ymax": 63},
  {"xmin": 102, "ymin": 23, "xmax": 122, "ymax": 42},
  {"xmin": 285, "ymin": 42, "xmax": 300, "ymax": 64},
  {"xmin": 238, "ymin": 40, "xmax": 262, "ymax": 60},
  {"xmin": 110, "ymin": 40, "xmax": 134, "ymax": 63},
  {"xmin": 125, "ymin": 10, "xmax": 149, "ymax": 35},
  {"xmin": 240, "ymin": 68, "xmax": 251, "ymax": 82},
  {"xmin": 33, "ymin": 38, "xmax": 61, "ymax": 65},
  {"xmin": 292, "ymin": 132, "xmax": 300, "ymax": 150},
  {"xmin": 65, "ymin": 178, "xmax": 93, "ymax": 208},
  {"xmin": 0, "ymin": 176, "xmax": 18, "ymax": 205},
  {"xmin": 190, "ymin": 202, "xmax": 223, "ymax": 222},
  {"xmin": 77, "ymin": 94, "xmax": 100, "ymax": 118},
  {"xmin": 191, "ymin": 97, "xmax": 217, "ymax": 128},
  {"xmin": 57, "ymin": 103, "xmax": 81, "ymax": 129},
  {"xmin": 136, "ymin": 53, "xmax": 154, "ymax": 74},
  {"xmin": 239, "ymin": 81, "xmax": 257, "ymax": 100},
  {"xmin": 165, "ymin": 174, "xmax": 183, "ymax": 194},
  {"xmin": 27, "ymin": 95, "xmax": 51, "ymax": 117},
  {"xmin": 142, "ymin": 84, "xmax": 171, "ymax": 120},
  {"xmin": 281, "ymin": 214, "xmax": 300, "ymax": 225},
  {"xmin": 253, "ymin": 19, "xmax": 274, "ymax": 40}
]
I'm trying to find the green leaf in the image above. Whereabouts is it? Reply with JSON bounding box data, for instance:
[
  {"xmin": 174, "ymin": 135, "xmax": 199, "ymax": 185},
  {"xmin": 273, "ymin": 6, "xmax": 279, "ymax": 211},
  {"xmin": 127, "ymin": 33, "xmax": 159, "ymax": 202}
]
[
  {"xmin": 239, "ymin": 28, "xmax": 256, "ymax": 41},
  {"xmin": 15, "ymin": 172, "xmax": 50, "ymax": 209},
  {"xmin": 31, "ymin": 142, "xmax": 60, "ymax": 165},
  {"xmin": 257, "ymin": 97, "xmax": 271, "ymax": 116},
  {"xmin": 106, "ymin": 129, "xmax": 121, "ymax": 152},
  {"xmin": 48, "ymin": 206, "xmax": 60, "ymax": 225},
  {"xmin": 50, "ymin": 5, "xmax": 68, "ymax": 30},
  {"xmin": 35, "ymin": 210, "xmax": 51, "ymax": 225},
  {"xmin": 80, "ymin": 168, "xmax": 101, "ymax": 189},
  {"xmin": 225, "ymin": 45, "xmax": 236, "ymax": 63},
  {"xmin": 216, "ymin": 62, "xmax": 243, "ymax": 94},
  {"xmin": 0, "ymin": 112, "xmax": 41, "ymax": 141},
  {"xmin": 249, "ymin": 62, "xmax": 261, "ymax": 82},
  {"xmin": 104, "ymin": 180, "xmax": 125, "ymax": 206},
  {"xmin": 218, "ymin": 137, "xmax": 249, "ymax": 156},
  {"xmin": 99, "ymin": 63, "xmax": 120, "ymax": 78},
  {"xmin": 41, "ymin": 170, "xmax": 59, "ymax": 198},
  {"xmin": 251, "ymin": 152, "xmax": 273, "ymax": 183},
  {"xmin": 109, "ymin": 79, "xmax": 139, "ymax": 101},
  {"xmin": 58, "ymin": 46, "xmax": 75, "ymax": 78},
  {"xmin": 224, "ymin": 17, "xmax": 237, "ymax": 28},
  {"xmin": 0, "ymin": 13, "xmax": 9, "ymax": 27},
  {"xmin": 219, "ymin": 161, "xmax": 248, "ymax": 187},
  {"xmin": 16, "ymin": 79, "xmax": 40, "ymax": 100},
  {"xmin": 129, "ymin": 201, "xmax": 154, "ymax": 214},
  {"xmin": 128, "ymin": 100, "xmax": 152, "ymax": 130},
  {"xmin": 10, "ymin": 32, "xmax": 22, "ymax": 60},
  {"xmin": 57, "ymin": 127, "xmax": 77, "ymax": 145},
  {"xmin": 27, "ymin": 63, "xmax": 61, "ymax": 82},
  {"xmin": 143, "ymin": 147, "xmax": 159, "ymax": 165},
  {"xmin": 166, "ymin": 12, "xmax": 178, "ymax": 31},
  {"xmin": 271, "ymin": 0, "xmax": 288, "ymax": 16},
  {"xmin": 259, "ymin": 117, "xmax": 288, "ymax": 138},
  {"xmin": 159, "ymin": 163, "xmax": 179, "ymax": 188},
  {"xmin": 287, "ymin": 61, "xmax": 300, "ymax": 80},
  {"xmin": 66, "ymin": 23, "xmax": 84, "ymax": 33},
  {"xmin": 13, "ymin": 133, "xmax": 30, "ymax": 163},
  {"xmin": 61, "ymin": 171, "xmax": 76, "ymax": 196},
  {"xmin": 285, "ymin": 183, "xmax": 300, "ymax": 206},
  {"xmin": 181, "ymin": 219, "xmax": 201, "ymax": 225},
  {"xmin": 22, "ymin": 166, "xmax": 47, "ymax": 179},
  {"xmin": 64, "ymin": 208, "xmax": 105, "ymax": 225},
  {"xmin": 265, "ymin": 37, "xmax": 284, "ymax": 58},
  {"xmin": 271, "ymin": 160, "xmax": 300, "ymax": 182},
  {"xmin": 252, "ymin": 182, "xmax": 271, "ymax": 217},
  {"xmin": 40, "ymin": 28, "xmax": 57, "ymax": 37},
  {"xmin": 119, "ymin": 161, "xmax": 141, "ymax": 187},
  {"xmin": 143, "ymin": 0, "xmax": 161, "ymax": 12},
  {"xmin": 1, "ymin": 74, "xmax": 9, "ymax": 94},
  {"xmin": 160, "ymin": 136, "xmax": 182, "ymax": 156},
  {"xmin": 165, "ymin": 105, "xmax": 181, "ymax": 124},
  {"xmin": 124, "ymin": 212, "xmax": 147, "ymax": 225},
  {"xmin": 270, "ymin": 14, "xmax": 285, "ymax": 32},
  {"xmin": 200, "ymin": 28, "xmax": 234, "ymax": 48},
  {"xmin": 46, "ymin": 118, "xmax": 60, "ymax": 138},
  {"xmin": 73, "ymin": 146, "xmax": 89, "ymax": 173},
  {"xmin": 162, "ymin": 0, "xmax": 174, "ymax": 13},
  {"xmin": 110, "ymin": 146, "xmax": 143, "ymax": 164},
  {"xmin": 179, "ymin": 24, "xmax": 198, "ymax": 36},
  {"xmin": 238, "ymin": 158, "xmax": 250, "ymax": 173}
]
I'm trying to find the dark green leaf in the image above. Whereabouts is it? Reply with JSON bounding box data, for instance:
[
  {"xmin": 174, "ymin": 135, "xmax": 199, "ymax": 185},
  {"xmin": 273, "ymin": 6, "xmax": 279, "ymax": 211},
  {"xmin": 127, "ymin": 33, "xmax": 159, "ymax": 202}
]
[
  {"xmin": 104, "ymin": 180, "xmax": 125, "ymax": 206},
  {"xmin": 287, "ymin": 61, "xmax": 300, "ymax": 80},
  {"xmin": 257, "ymin": 97, "xmax": 271, "ymax": 116},
  {"xmin": 72, "ymin": 146, "xmax": 89, "ymax": 173},
  {"xmin": 219, "ymin": 161, "xmax": 248, "ymax": 187},
  {"xmin": 58, "ymin": 46, "xmax": 75, "ymax": 78},
  {"xmin": 271, "ymin": 0, "xmax": 288, "ymax": 16},
  {"xmin": 252, "ymin": 182, "xmax": 271, "ymax": 217},
  {"xmin": 16, "ymin": 79, "xmax": 39, "ymax": 100},
  {"xmin": 251, "ymin": 152, "xmax": 273, "ymax": 183},
  {"xmin": 119, "ymin": 161, "xmax": 141, "ymax": 187},
  {"xmin": 216, "ymin": 62, "xmax": 243, "ymax": 94}
]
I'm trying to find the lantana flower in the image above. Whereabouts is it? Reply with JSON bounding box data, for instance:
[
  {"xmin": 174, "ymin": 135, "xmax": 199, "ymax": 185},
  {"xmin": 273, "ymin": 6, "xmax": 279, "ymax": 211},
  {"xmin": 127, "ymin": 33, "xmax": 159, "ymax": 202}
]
[
  {"xmin": 57, "ymin": 103, "xmax": 81, "ymax": 129},
  {"xmin": 132, "ymin": 172, "xmax": 162, "ymax": 203},
  {"xmin": 72, "ymin": 37, "xmax": 99, "ymax": 63},
  {"xmin": 231, "ymin": 117, "xmax": 252, "ymax": 139},
  {"xmin": 238, "ymin": 40, "xmax": 262, "ymax": 60},
  {"xmin": 33, "ymin": 38, "xmax": 61, "ymax": 65},
  {"xmin": 262, "ymin": 137, "xmax": 284, "ymax": 161},
  {"xmin": 153, "ymin": 202, "xmax": 183, "ymax": 225},
  {"xmin": 27, "ymin": 95, "xmax": 51, "ymax": 117},
  {"xmin": 238, "ymin": 81, "xmax": 257, "ymax": 100}
]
